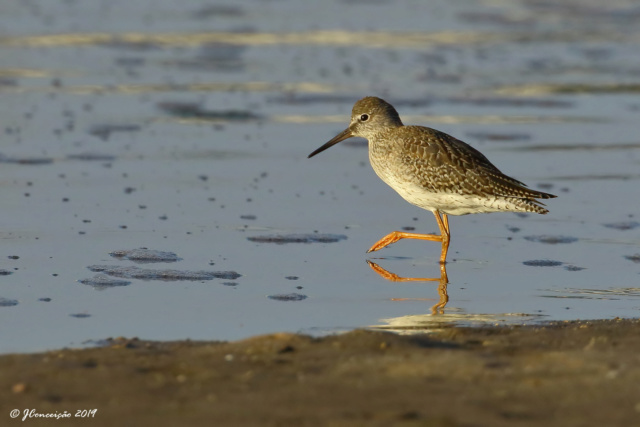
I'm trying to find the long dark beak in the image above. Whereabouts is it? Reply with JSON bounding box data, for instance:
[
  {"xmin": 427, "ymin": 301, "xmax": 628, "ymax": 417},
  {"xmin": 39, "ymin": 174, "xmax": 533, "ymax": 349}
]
[{"xmin": 308, "ymin": 128, "xmax": 353, "ymax": 158}]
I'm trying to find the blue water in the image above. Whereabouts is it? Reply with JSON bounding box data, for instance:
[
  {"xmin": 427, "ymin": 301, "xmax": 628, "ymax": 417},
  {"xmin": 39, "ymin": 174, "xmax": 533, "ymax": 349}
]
[{"xmin": 0, "ymin": 0, "xmax": 639, "ymax": 353}]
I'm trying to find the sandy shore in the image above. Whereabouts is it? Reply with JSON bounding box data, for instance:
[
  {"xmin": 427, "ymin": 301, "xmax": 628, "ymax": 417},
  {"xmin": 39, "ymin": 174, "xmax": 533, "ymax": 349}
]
[{"xmin": 2, "ymin": 318, "xmax": 639, "ymax": 426}]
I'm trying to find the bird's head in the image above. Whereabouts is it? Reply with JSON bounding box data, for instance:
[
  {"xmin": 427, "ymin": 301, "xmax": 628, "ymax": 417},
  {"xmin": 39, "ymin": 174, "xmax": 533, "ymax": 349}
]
[{"xmin": 308, "ymin": 96, "xmax": 403, "ymax": 158}]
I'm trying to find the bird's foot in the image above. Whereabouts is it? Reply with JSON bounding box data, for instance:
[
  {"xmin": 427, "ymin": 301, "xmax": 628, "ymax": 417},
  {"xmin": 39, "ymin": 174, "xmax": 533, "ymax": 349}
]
[{"xmin": 366, "ymin": 231, "xmax": 404, "ymax": 253}]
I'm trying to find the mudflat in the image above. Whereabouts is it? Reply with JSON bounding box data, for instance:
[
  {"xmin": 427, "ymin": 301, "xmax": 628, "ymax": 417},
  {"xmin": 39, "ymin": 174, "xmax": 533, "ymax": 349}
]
[{"xmin": 3, "ymin": 319, "xmax": 639, "ymax": 426}]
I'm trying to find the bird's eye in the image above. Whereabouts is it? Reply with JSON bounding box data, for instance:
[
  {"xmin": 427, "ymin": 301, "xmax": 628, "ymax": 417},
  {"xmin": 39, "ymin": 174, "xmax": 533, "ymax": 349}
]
[{"xmin": 360, "ymin": 114, "xmax": 369, "ymax": 121}]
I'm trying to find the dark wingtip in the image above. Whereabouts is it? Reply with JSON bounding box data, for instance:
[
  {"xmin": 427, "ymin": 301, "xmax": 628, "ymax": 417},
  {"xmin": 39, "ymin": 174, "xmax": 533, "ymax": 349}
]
[{"xmin": 530, "ymin": 189, "xmax": 556, "ymax": 200}]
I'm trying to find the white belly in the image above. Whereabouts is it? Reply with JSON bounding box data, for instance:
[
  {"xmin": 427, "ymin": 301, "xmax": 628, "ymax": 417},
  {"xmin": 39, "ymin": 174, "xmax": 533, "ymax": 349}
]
[{"xmin": 379, "ymin": 173, "xmax": 523, "ymax": 216}]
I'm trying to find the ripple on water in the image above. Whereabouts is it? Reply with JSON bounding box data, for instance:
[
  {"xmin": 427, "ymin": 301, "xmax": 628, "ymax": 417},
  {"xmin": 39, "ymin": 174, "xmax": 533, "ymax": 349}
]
[
  {"xmin": 524, "ymin": 235, "xmax": 578, "ymax": 244},
  {"xmin": 444, "ymin": 96, "xmax": 573, "ymax": 108},
  {"xmin": 466, "ymin": 132, "xmax": 531, "ymax": 142},
  {"xmin": 0, "ymin": 298, "xmax": 18, "ymax": 307},
  {"xmin": 247, "ymin": 233, "xmax": 347, "ymax": 244},
  {"xmin": 67, "ymin": 152, "xmax": 117, "ymax": 162},
  {"xmin": 523, "ymin": 260, "xmax": 563, "ymax": 267},
  {"xmin": 624, "ymin": 254, "xmax": 640, "ymax": 264},
  {"xmin": 109, "ymin": 248, "xmax": 182, "ymax": 263},
  {"xmin": 541, "ymin": 288, "xmax": 640, "ymax": 300},
  {"xmin": 157, "ymin": 101, "xmax": 262, "ymax": 121},
  {"xmin": 69, "ymin": 313, "xmax": 91, "ymax": 318},
  {"xmin": 602, "ymin": 221, "xmax": 640, "ymax": 231},
  {"xmin": 268, "ymin": 293, "xmax": 307, "ymax": 302},
  {"xmin": 87, "ymin": 265, "xmax": 241, "ymax": 281},
  {"xmin": 78, "ymin": 274, "xmax": 132, "ymax": 290},
  {"xmin": 268, "ymin": 94, "xmax": 364, "ymax": 105},
  {"xmin": 0, "ymin": 154, "xmax": 53, "ymax": 165},
  {"xmin": 88, "ymin": 124, "xmax": 141, "ymax": 141}
]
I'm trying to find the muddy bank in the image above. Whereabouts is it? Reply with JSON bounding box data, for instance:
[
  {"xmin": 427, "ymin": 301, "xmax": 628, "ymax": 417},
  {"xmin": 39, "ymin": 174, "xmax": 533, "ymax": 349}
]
[{"xmin": 2, "ymin": 319, "xmax": 639, "ymax": 426}]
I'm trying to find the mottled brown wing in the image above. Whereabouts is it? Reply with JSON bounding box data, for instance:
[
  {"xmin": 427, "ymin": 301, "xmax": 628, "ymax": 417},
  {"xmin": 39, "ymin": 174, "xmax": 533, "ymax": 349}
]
[{"xmin": 398, "ymin": 126, "xmax": 555, "ymax": 200}]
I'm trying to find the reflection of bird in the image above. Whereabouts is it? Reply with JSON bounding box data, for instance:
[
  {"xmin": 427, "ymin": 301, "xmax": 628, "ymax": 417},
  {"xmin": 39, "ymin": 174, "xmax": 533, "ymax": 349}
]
[{"xmin": 309, "ymin": 96, "xmax": 556, "ymax": 263}]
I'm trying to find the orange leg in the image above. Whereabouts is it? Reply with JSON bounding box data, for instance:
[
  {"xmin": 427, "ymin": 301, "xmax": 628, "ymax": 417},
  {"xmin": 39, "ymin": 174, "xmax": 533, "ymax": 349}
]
[
  {"xmin": 366, "ymin": 211, "xmax": 452, "ymax": 264},
  {"xmin": 439, "ymin": 212, "xmax": 451, "ymax": 264}
]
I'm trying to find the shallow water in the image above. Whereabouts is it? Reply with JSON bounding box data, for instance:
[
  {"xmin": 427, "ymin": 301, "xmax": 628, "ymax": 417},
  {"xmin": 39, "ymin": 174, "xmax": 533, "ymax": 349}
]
[{"xmin": 1, "ymin": 0, "xmax": 639, "ymax": 353}]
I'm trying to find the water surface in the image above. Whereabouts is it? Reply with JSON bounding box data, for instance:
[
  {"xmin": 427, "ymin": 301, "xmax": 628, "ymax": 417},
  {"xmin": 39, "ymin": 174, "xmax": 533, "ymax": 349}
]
[{"xmin": 1, "ymin": 0, "xmax": 639, "ymax": 353}]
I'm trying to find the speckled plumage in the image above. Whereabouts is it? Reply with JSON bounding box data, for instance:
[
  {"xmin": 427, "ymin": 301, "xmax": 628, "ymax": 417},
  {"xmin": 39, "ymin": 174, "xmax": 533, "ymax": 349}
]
[
  {"xmin": 308, "ymin": 96, "xmax": 556, "ymax": 260},
  {"xmin": 311, "ymin": 96, "xmax": 555, "ymax": 215},
  {"xmin": 369, "ymin": 124, "xmax": 554, "ymax": 215}
]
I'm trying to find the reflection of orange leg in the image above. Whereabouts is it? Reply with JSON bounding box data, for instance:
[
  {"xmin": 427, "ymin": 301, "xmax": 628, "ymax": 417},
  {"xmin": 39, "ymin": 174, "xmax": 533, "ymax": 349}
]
[
  {"xmin": 367, "ymin": 261, "xmax": 450, "ymax": 313},
  {"xmin": 432, "ymin": 279, "xmax": 449, "ymax": 315},
  {"xmin": 366, "ymin": 260, "xmax": 440, "ymax": 282},
  {"xmin": 367, "ymin": 211, "xmax": 452, "ymax": 264}
]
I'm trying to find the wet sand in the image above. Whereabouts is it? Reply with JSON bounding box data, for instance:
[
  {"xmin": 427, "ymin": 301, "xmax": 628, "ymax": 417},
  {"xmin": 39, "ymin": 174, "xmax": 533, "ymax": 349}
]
[{"xmin": 3, "ymin": 319, "xmax": 640, "ymax": 426}]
